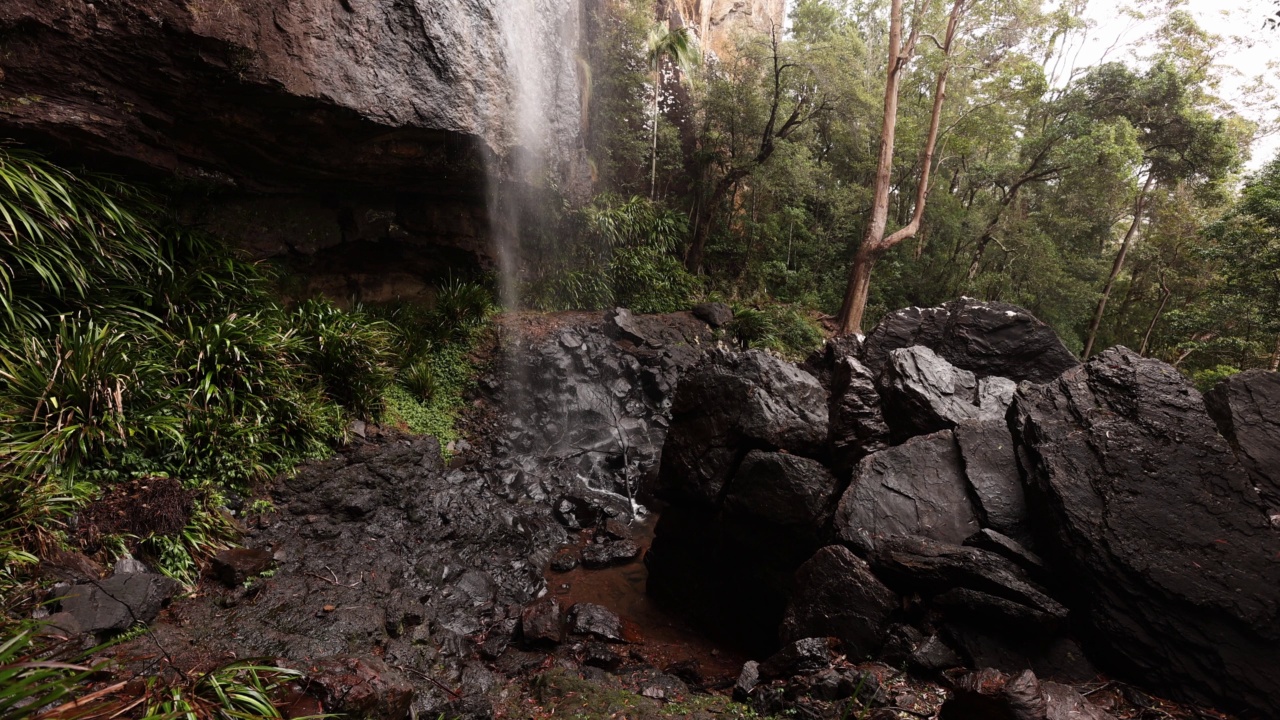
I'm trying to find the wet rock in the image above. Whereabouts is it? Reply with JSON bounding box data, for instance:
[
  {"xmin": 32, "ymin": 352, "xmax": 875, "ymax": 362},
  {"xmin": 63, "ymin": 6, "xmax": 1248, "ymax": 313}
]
[
  {"xmin": 604, "ymin": 307, "xmax": 649, "ymax": 345},
  {"xmin": 549, "ymin": 547, "xmax": 579, "ymax": 573},
  {"xmin": 759, "ymin": 637, "xmax": 832, "ymax": 680},
  {"xmin": 943, "ymin": 625, "xmax": 1097, "ymax": 683},
  {"xmin": 723, "ymin": 451, "xmax": 839, "ymax": 533},
  {"xmin": 112, "ymin": 557, "xmax": 148, "ymax": 575},
  {"xmin": 657, "ymin": 350, "xmax": 829, "ymax": 508},
  {"xmin": 581, "ymin": 540, "xmax": 641, "ymax": 569},
  {"xmin": 554, "ymin": 495, "xmax": 599, "ymax": 530},
  {"xmin": 964, "ymin": 530, "xmax": 1046, "ymax": 579},
  {"xmin": 861, "ymin": 298, "xmax": 1080, "ymax": 384},
  {"xmin": 780, "ymin": 546, "xmax": 897, "ymax": 656},
  {"xmin": 910, "ymin": 635, "xmax": 963, "ymax": 673},
  {"xmin": 520, "ymin": 597, "xmax": 563, "ymax": 645},
  {"xmin": 733, "ymin": 661, "xmax": 761, "ymax": 701},
  {"xmin": 568, "ymin": 603, "xmax": 624, "ymax": 642},
  {"xmin": 308, "ymin": 655, "xmax": 414, "ymax": 720},
  {"xmin": 692, "ymin": 302, "xmax": 733, "ymax": 328},
  {"xmin": 1011, "ymin": 347, "xmax": 1280, "ymax": 717},
  {"xmin": 939, "ymin": 669, "xmax": 1116, "ymax": 720},
  {"xmin": 834, "ymin": 431, "xmax": 979, "ymax": 554},
  {"xmin": 879, "ymin": 346, "xmax": 1016, "ymax": 439},
  {"xmin": 582, "ymin": 641, "xmax": 623, "ymax": 671},
  {"xmin": 632, "ymin": 670, "xmax": 689, "ymax": 701},
  {"xmin": 211, "ymin": 547, "xmax": 275, "ymax": 588},
  {"xmin": 1204, "ymin": 369, "xmax": 1280, "ymax": 507},
  {"xmin": 801, "ymin": 334, "xmax": 865, "ymax": 388},
  {"xmin": 806, "ymin": 667, "xmax": 871, "ymax": 702},
  {"xmin": 868, "ymin": 536, "xmax": 1066, "ymax": 628},
  {"xmin": 955, "ymin": 420, "xmax": 1029, "ymax": 540},
  {"xmin": 58, "ymin": 573, "xmax": 179, "ymax": 633},
  {"xmin": 828, "ymin": 356, "xmax": 890, "ymax": 472}
]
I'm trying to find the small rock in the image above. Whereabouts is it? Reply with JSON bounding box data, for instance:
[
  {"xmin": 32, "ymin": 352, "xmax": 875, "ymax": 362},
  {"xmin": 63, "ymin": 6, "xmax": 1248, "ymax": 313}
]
[
  {"xmin": 568, "ymin": 602, "xmax": 624, "ymax": 642},
  {"xmin": 211, "ymin": 548, "xmax": 275, "ymax": 588},
  {"xmin": 549, "ymin": 547, "xmax": 579, "ymax": 573},
  {"xmin": 520, "ymin": 597, "xmax": 563, "ymax": 645},
  {"xmin": 760, "ymin": 637, "xmax": 831, "ymax": 680},
  {"xmin": 733, "ymin": 660, "xmax": 761, "ymax": 701},
  {"xmin": 58, "ymin": 573, "xmax": 179, "ymax": 633},
  {"xmin": 581, "ymin": 540, "xmax": 640, "ymax": 568},
  {"xmin": 112, "ymin": 557, "xmax": 148, "ymax": 575},
  {"xmin": 583, "ymin": 641, "xmax": 623, "ymax": 671},
  {"xmin": 910, "ymin": 635, "xmax": 963, "ymax": 673},
  {"xmin": 308, "ymin": 655, "xmax": 414, "ymax": 720}
]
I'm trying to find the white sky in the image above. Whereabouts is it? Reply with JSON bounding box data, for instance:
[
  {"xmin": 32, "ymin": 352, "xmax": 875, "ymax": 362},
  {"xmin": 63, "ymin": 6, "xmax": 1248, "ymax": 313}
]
[{"xmin": 1073, "ymin": 0, "xmax": 1280, "ymax": 171}]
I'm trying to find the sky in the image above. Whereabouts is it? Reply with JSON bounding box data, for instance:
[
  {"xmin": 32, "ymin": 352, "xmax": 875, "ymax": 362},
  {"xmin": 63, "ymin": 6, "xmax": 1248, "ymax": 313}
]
[{"xmin": 1072, "ymin": 0, "xmax": 1280, "ymax": 171}]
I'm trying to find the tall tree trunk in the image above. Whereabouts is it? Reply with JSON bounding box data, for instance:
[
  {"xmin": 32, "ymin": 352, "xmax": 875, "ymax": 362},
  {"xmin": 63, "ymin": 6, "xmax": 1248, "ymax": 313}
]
[
  {"xmin": 650, "ymin": 68, "xmax": 660, "ymax": 200},
  {"xmin": 1271, "ymin": 334, "xmax": 1280, "ymax": 372},
  {"xmin": 1138, "ymin": 271, "xmax": 1172, "ymax": 356},
  {"xmin": 1082, "ymin": 172, "xmax": 1155, "ymax": 359},
  {"xmin": 838, "ymin": 0, "xmax": 964, "ymax": 335}
]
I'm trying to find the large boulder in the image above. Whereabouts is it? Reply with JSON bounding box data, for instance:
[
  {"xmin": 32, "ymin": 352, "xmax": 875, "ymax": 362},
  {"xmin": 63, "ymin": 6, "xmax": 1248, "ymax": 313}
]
[
  {"xmin": 1204, "ymin": 369, "xmax": 1280, "ymax": 509},
  {"xmin": 955, "ymin": 419, "xmax": 1030, "ymax": 542},
  {"xmin": 939, "ymin": 669, "xmax": 1116, "ymax": 720},
  {"xmin": 722, "ymin": 451, "xmax": 839, "ymax": 535},
  {"xmin": 779, "ymin": 545, "xmax": 898, "ymax": 657},
  {"xmin": 861, "ymin": 298, "xmax": 1079, "ymax": 384},
  {"xmin": 827, "ymin": 356, "xmax": 890, "ymax": 473},
  {"xmin": 55, "ymin": 573, "xmax": 180, "ymax": 634},
  {"xmin": 834, "ymin": 431, "xmax": 979, "ymax": 555},
  {"xmin": 879, "ymin": 346, "xmax": 1016, "ymax": 439},
  {"xmin": 657, "ymin": 350, "xmax": 828, "ymax": 507},
  {"xmin": 1011, "ymin": 347, "xmax": 1280, "ymax": 718}
]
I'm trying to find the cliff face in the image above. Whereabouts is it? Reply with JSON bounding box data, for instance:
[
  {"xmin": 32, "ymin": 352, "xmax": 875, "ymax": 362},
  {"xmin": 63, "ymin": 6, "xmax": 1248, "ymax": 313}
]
[
  {"xmin": 0, "ymin": 0, "xmax": 583, "ymax": 298},
  {"xmin": 666, "ymin": 0, "xmax": 788, "ymax": 59}
]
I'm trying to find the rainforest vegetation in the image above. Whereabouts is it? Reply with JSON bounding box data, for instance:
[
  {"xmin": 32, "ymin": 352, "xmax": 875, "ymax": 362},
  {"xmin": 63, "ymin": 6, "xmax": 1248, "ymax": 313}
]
[{"xmin": 1, "ymin": 0, "xmax": 1278, "ymax": 716}]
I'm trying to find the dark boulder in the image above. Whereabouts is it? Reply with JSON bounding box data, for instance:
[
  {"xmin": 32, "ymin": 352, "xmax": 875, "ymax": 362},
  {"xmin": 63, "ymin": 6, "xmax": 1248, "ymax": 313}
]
[
  {"xmin": 568, "ymin": 603, "xmax": 624, "ymax": 642},
  {"xmin": 879, "ymin": 346, "xmax": 1016, "ymax": 439},
  {"xmin": 57, "ymin": 573, "xmax": 180, "ymax": 633},
  {"xmin": 834, "ymin": 431, "xmax": 979, "ymax": 554},
  {"xmin": 827, "ymin": 356, "xmax": 890, "ymax": 473},
  {"xmin": 520, "ymin": 597, "xmax": 563, "ymax": 645},
  {"xmin": 955, "ymin": 420, "xmax": 1030, "ymax": 541},
  {"xmin": 1204, "ymin": 369, "xmax": 1280, "ymax": 508},
  {"xmin": 1011, "ymin": 347, "xmax": 1280, "ymax": 718},
  {"xmin": 801, "ymin": 334, "xmax": 864, "ymax": 388},
  {"xmin": 861, "ymin": 298, "xmax": 1080, "ymax": 384},
  {"xmin": 867, "ymin": 536, "xmax": 1067, "ymax": 629},
  {"xmin": 692, "ymin": 302, "xmax": 734, "ymax": 328},
  {"xmin": 939, "ymin": 669, "xmax": 1115, "ymax": 720},
  {"xmin": 759, "ymin": 637, "xmax": 833, "ymax": 679},
  {"xmin": 779, "ymin": 546, "xmax": 898, "ymax": 656},
  {"xmin": 963, "ymin": 530, "xmax": 1047, "ymax": 580},
  {"xmin": 657, "ymin": 350, "xmax": 828, "ymax": 508},
  {"xmin": 722, "ymin": 451, "xmax": 839, "ymax": 534},
  {"xmin": 733, "ymin": 661, "xmax": 761, "ymax": 701}
]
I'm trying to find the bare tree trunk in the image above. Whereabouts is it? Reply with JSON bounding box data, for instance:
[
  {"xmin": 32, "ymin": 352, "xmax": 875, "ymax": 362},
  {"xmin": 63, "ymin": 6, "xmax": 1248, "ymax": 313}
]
[
  {"xmin": 1082, "ymin": 172, "xmax": 1155, "ymax": 359},
  {"xmin": 1139, "ymin": 271, "xmax": 1172, "ymax": 356},
  {"xmin": 838, "ymin": 0, "xmax": 965, "ymax": 335},
  {"xmin": 650, "ymin": 68, "xmax": 660, "ymax": 200},
  {"xmin": 1271, "ymin": 334, "xmax": 1280, "ymax": 372}
]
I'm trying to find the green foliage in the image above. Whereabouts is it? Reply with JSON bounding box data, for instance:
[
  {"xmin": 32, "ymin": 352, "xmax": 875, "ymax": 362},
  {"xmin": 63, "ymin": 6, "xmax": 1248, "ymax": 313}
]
[
  {"xmin": 728, "ymin": 304, "xmax": 825, "ymax": 359},
  {"xmin": 526, "ymin": 195, "xmax": 701, "ymax": 313},
  {"xmin": 0, "ymin": 623, "xmax": 309, "ymax": 720},
  {"xmin": 292, "ymin": 298, "xmax": 396, "ymax": 419},
  {"xmin": 1192, "ymin": 365, "xmax": 1241, "ymax": 393}
]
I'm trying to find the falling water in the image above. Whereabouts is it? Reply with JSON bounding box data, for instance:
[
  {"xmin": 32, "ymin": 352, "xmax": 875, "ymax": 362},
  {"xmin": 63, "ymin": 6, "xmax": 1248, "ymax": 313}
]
[{"xmin": 487, "ymin": 0, "xmax": 582, "ymax": 315}]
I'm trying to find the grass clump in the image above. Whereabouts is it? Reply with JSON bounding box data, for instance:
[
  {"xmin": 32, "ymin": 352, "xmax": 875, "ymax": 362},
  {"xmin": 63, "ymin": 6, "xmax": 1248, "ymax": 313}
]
[
  {"xmin": 727, "ymin": 303, "xmax": 825, "ymax": 360},
  {"xmin": 0, "ymin": 148, "xmax": 400, "ymax": 583}
]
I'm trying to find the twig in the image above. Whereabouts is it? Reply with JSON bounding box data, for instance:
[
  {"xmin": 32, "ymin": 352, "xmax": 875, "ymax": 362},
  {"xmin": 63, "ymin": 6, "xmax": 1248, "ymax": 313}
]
[{"xmin": 394, "ymin": 664, "xmax": 463, "ymax": 699}]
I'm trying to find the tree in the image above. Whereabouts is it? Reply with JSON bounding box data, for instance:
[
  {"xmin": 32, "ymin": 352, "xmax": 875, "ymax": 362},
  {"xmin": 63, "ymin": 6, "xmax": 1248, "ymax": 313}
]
[
  {"xmin": 646, "ymin": 23, "xmax": 700, "ymax": 200},
  {"xmin": 1078, "ymin": 59, "xmax": 1240, "ymax": 358},
  {"xmin": 683, "ymin": 26, "xmax": 825, "ymax": 273},
  {"xmin": 835, "ymin": 0, "xmax": 969, "ymax": 335}
]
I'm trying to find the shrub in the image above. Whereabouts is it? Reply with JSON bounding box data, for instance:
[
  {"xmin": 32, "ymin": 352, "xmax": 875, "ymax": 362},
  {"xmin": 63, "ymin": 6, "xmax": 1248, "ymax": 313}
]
[{"xmin": 292, "ymin": 298, "xmax": 396, "ymax": 419}]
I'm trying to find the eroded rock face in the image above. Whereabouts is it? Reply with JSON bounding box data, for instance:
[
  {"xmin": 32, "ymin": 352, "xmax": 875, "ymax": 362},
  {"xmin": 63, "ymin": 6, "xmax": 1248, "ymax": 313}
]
[
  {"xmin": 955, "ymin": 420, "xmax": 1029, "ymax": 542},
  {"xmin": 1204, "ymin": 369, "xmax": 1280, "ymax": 509},
  {"xmin": 834, "ymin": 431, "xmax": 979, "ymax": 554},
  {"xmin": 828, "ymin": 356, "xmax": 890, "ymax": 473},
  {"xmin": 861, "ymin": 298, "xmax": 1080, "ymax": 384},
  {"xmin": 1011, "ymin": 347, "xmax": 1280, "ymax": 718}
]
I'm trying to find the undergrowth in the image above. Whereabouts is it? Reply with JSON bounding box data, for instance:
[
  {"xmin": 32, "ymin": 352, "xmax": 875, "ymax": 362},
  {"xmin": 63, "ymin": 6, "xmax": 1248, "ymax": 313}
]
[{"xmin": 0, "ymin": 148, "xmax": 486, "ymax": 588}]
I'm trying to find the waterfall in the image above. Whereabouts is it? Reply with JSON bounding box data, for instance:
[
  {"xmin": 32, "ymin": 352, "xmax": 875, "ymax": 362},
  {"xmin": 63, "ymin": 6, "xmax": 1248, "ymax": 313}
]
[{"xmin": 487, "ymin": 0, "xmax": 582, "ymax": 315}]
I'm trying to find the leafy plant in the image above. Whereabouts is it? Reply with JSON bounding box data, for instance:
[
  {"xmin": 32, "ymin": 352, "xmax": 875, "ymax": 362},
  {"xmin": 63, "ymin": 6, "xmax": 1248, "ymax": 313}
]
[{"xmin": 292, "ymin": 298, "xmax": 396, "ymax": 419}]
